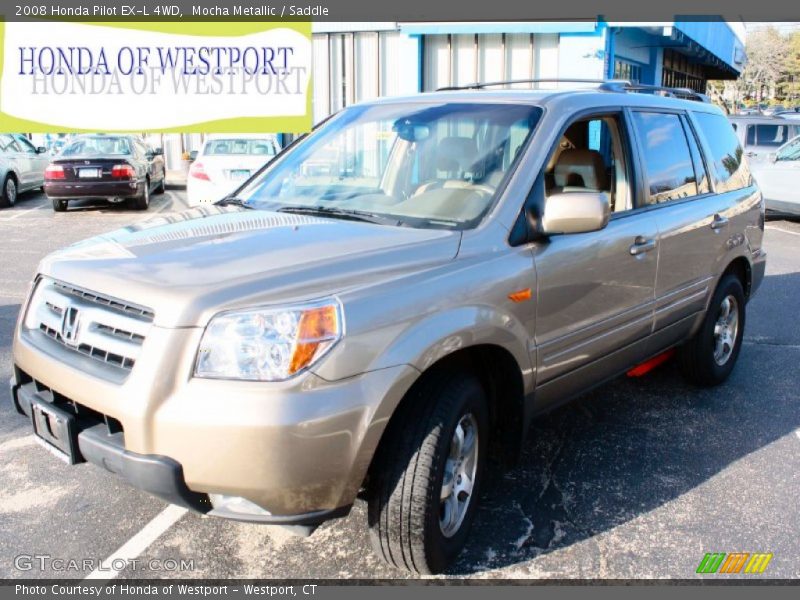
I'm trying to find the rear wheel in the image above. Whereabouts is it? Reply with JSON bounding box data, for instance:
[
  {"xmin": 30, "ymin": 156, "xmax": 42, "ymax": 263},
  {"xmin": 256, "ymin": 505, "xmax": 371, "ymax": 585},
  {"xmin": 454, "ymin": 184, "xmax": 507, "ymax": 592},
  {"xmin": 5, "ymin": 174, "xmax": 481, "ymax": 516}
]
[
  {"xmin": 52, "ymin": 199, "xmax": 68, "ymax": 212},
  {"xmin": 133, "ymin": 179, "xmax": 150, "ymax": 210},
  {"xmin": 678, "ymin": 274, "xmax": 745, "ymax": 386},
  {"xmin": 367, "ymin": 370, "xmax": 488, "ymax": 574},
  {"xmin": 1, "ymin": 176, "xmax": 17, "ymax": 207}
]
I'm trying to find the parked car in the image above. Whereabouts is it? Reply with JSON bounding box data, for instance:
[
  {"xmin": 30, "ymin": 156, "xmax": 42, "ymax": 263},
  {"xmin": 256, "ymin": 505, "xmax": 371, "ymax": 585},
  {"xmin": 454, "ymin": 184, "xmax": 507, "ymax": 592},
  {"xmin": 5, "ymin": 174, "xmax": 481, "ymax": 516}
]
[
  {"xmin": 187, "ymin": 134, "xmax": 279, "ymax": 206},
  {"xmin": 750, "ymin": 134, "xmax": 800, "ymax": 216},
  {"xmin": 11, "ymin": 81, "xmax": 765, "ymax": 574},
  {"xmin": 0, "ymin": 134, "xmax": 50, "ymax": 208},
  {"xmin": 44, "ymin": 134, "xmax": 166, "ymax": 212},
  {"xmin": 728, "ymin": 115, "xmax": 800, "ymax": 164}
]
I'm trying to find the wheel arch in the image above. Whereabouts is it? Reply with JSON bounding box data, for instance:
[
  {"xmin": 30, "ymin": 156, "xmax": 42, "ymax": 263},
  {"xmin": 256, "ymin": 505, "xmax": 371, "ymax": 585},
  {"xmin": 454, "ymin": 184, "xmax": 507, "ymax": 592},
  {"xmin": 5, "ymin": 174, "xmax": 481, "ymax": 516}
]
[
  {"xmin": 366, "ymin": 343, "xmax": 527, "ymax": 489},
  {"xmin": 721, "ymin": 255, "xmax": 753, "ymax": 299}
]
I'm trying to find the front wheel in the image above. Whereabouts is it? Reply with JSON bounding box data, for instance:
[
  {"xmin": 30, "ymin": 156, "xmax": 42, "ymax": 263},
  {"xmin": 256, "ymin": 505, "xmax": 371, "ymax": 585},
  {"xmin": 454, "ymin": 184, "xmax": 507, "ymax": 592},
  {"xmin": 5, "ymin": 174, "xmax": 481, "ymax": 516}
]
[
  {"xmin": 1, "ymin": 176, "xmax": 17, "ymax": 207},
  {"xmin": 678, "ymin": 274, "xmax": 745, "ymax": 386},
  {"xmin": 367, "ymin": 371, "xmax": 488, "ymax": 574}
]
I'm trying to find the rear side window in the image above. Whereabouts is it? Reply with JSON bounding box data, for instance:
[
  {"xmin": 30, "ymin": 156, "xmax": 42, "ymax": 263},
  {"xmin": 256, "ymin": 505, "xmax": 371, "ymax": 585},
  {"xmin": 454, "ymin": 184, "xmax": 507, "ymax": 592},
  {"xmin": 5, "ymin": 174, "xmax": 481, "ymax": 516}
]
[
  {"xmin": 631, "ymin": 112, "xmax": 698, "ymax": 205},
  {"xmin": 693, "ymin": 112, "xmax": 751, "ymax": 192}
]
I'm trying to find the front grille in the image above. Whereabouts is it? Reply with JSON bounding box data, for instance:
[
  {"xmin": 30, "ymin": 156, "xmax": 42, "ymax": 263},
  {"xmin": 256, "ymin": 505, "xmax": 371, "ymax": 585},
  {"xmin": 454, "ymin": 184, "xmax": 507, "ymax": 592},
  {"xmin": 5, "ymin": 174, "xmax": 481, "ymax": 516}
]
[
  {"xmin": 52, "ymin": 281, "xmax": 154, "ymax": 319},
  {"xmin": 27, "ymin": 278, "xmax": 154, "ymax": 372}
]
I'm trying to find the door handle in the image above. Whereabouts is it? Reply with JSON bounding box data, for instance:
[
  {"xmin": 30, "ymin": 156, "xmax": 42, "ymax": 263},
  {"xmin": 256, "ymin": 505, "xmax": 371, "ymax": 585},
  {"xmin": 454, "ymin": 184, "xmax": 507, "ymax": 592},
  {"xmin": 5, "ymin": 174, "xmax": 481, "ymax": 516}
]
[
  {"xmin": 745, "ymin": 151, "xmax": 757, "ymax": 157},
  {"xmin": 630, "ymin": 236, "xmax": 657, "ymax": 256},
  {"xmin": 711, "ymin": 214, "xmax": 729, "ymax": 230}
]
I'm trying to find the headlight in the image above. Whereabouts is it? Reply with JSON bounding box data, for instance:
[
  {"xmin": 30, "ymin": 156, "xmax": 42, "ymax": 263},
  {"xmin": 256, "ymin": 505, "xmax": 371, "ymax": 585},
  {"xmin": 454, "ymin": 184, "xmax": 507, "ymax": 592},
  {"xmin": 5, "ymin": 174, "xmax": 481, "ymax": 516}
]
[{"xmin": 194, "ymin": 299, "xmax": 342, "ymax": 381}]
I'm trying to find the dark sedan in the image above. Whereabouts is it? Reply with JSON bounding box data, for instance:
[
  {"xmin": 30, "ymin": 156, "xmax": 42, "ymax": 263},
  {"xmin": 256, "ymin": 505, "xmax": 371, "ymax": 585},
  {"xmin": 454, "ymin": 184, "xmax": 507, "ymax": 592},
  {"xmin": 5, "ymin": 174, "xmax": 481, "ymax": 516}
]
[{"xmin": 44, "ymin": 135, "xmax": 166, "ymax": 211}]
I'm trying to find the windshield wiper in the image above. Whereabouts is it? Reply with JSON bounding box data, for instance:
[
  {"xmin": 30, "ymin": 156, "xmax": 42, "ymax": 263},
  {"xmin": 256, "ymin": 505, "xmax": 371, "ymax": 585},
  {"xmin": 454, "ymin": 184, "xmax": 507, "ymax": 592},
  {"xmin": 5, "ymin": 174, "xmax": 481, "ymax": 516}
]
[
  {"xmin": 277, "ymin": 206, "xmax": 401, "ymax": 226},
  {"xmin": 215, "ymin": 196, "xmax": 254, "ymax": 209}
]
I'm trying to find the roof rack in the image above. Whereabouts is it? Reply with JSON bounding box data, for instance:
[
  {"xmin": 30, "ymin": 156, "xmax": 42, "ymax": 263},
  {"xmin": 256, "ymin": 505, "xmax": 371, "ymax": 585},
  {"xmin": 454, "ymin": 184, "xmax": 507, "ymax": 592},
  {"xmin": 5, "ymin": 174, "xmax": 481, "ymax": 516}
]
[
  {"xmin": 436, "ymin": 78, "xmax": 629, "ymax": 91},
  {"xmin": 436, "ymin": 78, "xmax": 712, "ymax": 103}
]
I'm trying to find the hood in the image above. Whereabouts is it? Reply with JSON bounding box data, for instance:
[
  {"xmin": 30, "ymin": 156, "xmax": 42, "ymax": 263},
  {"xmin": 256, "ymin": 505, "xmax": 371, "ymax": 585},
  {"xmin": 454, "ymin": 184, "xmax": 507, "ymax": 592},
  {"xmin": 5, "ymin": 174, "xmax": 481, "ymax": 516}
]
[{"xmin": 39, "ymin": 206, "xmax": 461, "ymax": 327}]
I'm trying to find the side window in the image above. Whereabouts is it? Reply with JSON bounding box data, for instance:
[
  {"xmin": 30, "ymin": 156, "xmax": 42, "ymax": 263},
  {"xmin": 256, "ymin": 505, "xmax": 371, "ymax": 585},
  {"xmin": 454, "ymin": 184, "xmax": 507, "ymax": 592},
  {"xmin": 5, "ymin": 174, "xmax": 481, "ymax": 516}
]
[
  {"xmin": 751, "ymin": 124, "xmax": 791, "ymax": 148},
  {"xmin": 544, "ymin": 113, "xmax": 631, "ymax": 212},
  {"xmin": 0, "ymin": 134, "xmax": 21, "ymax": 153},
  {"xmin": 682, "ymin": 117, "xmax": 710, "ymax": 195},
  {"xmin": 13, "ymin": 135, "xmax": 37, "ymax": 154},
  {"xmin": 631, "ymin": 111, "xmax": 698, "ymax": 205},
  {"xmin": 693, "ymin": 111, "xmax": 750, "ymax": 193}
]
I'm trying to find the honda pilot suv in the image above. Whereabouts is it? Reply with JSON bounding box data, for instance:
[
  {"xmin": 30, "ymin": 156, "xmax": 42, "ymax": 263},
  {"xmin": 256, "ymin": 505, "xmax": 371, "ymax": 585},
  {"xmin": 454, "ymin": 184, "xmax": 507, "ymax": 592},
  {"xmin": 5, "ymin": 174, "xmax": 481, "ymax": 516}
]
[{"xmin": 10, "ymin": 81, "xmax": 766, "ymax": 574}]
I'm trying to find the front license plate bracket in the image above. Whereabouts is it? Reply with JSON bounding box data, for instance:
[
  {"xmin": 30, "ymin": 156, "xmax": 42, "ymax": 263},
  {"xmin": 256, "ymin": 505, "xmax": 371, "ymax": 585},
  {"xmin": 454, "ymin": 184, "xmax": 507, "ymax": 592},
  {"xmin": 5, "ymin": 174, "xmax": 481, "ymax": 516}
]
[{"xmin": 30, "ymin": 398, "xmax": 82, "ymax": 465}]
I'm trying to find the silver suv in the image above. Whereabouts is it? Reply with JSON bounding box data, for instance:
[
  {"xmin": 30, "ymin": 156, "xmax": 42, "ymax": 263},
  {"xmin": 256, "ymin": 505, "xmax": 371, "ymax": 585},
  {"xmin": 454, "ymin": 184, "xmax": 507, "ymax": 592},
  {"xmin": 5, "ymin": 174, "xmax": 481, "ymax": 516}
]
[{"xmin": 11, "ymin": 80, "xmax": 766, "ymax": 574}]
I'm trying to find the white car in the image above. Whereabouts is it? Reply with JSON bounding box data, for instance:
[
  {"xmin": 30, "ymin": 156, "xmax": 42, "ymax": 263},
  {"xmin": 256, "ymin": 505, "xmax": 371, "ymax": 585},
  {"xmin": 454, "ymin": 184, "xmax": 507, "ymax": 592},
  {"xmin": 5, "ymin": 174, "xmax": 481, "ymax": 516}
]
[
  {"xmin": 187, "ymin": 135, "xmax": 280, "ymax": 206},
  {"xmin": 750, "ymin": 134, "xmax": 800, "ymax": 216}
]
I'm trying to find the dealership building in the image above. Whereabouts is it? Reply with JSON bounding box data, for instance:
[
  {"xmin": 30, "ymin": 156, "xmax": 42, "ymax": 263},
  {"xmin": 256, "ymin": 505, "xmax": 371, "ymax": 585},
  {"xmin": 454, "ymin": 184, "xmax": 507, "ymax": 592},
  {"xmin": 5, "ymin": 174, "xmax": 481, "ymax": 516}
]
[
  {"xmin": 308, "ymin": 20, "xmax": 746, "ymax": 124},
  {"xmin": 37, "ymin": 21, "xmax": 741, "ymax": 173}
]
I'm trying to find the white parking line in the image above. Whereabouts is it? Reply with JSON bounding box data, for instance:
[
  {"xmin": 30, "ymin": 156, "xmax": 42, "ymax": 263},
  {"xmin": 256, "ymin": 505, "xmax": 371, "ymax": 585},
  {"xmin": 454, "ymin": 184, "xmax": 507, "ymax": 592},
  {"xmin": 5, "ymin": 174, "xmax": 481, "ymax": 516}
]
[
  {"xmin": 83, "ymin": 504, "xmax": 187, "ymax": 581},
  {"xmin": 766, "ymin": 225, "xmax": 800, "ymax": 237}
]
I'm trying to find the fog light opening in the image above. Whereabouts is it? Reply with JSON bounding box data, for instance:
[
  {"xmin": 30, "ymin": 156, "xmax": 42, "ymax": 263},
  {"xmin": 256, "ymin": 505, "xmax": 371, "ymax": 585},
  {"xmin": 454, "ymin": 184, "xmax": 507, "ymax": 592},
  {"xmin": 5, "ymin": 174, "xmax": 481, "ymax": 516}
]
[{"xmin": 208, "ymin": 494, "xmax": 272, "ymax": 517}]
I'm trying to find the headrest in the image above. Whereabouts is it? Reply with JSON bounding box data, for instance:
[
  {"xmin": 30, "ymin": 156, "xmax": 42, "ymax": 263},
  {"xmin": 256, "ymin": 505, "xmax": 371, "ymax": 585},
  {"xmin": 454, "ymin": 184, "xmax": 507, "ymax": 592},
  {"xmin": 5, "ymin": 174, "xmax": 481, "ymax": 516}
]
[
  {"xmin": 554, "ymin": 149, "xmax": 608, "ymax": 190},
  {"xmin": 437, "ymin": 136, "xmax": 478, "ymax": 174}
]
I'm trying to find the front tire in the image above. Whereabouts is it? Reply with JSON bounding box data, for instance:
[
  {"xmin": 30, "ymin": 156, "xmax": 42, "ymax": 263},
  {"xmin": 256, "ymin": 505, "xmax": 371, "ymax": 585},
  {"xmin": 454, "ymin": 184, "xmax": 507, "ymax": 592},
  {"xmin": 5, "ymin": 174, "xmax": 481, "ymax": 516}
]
[
  {"xmin": 154, "ymin": 177, "xmax": 166, "ymax": 194},
  {"xmin": 678, "ymin": 274, "xmax": 745, "ymax": 386},
  {"xmin": 367, "ymin": 370, "xmax": 488, "ymax": 574},
  {"xmin": 1, "ymin": 176, "xmax": 17, "ymax": 207}
]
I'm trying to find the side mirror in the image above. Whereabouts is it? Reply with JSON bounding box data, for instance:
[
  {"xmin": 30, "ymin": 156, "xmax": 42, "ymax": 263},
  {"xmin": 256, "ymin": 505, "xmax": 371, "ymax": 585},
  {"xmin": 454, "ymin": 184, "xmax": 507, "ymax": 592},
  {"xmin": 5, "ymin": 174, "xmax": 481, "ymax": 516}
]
[
  {"xmin": 189, "ymin": 150, "xmax": 198, "ymax": 161},
  {"xmin": 769, "ymin": 152, "xmax": 778, "ymax": 163},
  {"xmin": 36, "ymin": 146, "xmax": 47, "ymax": 154},
  {"xmin": 153, "ymin": 147, "xmax": 163, "ymax": 156},
  {"xmin": 541, "ymin": 192, "xmax": 610, "ymax": 235}
]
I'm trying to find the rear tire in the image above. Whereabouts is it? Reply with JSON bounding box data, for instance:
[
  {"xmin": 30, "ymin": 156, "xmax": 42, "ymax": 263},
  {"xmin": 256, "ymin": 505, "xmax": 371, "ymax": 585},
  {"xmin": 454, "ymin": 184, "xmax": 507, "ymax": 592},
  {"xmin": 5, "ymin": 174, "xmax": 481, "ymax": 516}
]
[
  {"xmin": 52, "ymin": 199, "xmax": 68, "ymax": 212},
  {"xmin": 367, "ymin": 370, "xmax": 488, "ymax": 574},
  {"xmin": 133, "ymin": 179, "xmax": 150, "ymax": 210},
  {"xmin": 678, "ymin": 274, "xmax": 745, "ymax": 386},
  {"xmin": 1, "ymin": 176, "xmax": 17, "ymax": 208}
]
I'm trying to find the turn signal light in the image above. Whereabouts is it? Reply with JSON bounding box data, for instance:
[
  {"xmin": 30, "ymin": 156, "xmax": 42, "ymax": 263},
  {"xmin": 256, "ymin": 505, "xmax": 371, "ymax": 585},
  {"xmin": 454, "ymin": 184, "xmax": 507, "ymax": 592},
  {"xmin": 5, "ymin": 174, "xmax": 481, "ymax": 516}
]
[
  {"xmin": 289, "ymin": 304, "xmax": 340, "ymax": 374},
  {"xmin": 44, "ymin": 165, "xmax": 65, "ymax": 180}
]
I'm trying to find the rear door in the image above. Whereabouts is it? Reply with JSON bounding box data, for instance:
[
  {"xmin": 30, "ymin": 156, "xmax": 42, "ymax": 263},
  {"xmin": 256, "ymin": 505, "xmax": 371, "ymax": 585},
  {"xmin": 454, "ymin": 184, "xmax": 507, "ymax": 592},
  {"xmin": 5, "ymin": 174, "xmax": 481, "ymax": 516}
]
[
  {"xmin": 632, "ymin": 109, "xmax": 754, "ymax": 344},
  {"xmin": 13, "ymin": 135, "xmax": 48, "ymax": 189}
]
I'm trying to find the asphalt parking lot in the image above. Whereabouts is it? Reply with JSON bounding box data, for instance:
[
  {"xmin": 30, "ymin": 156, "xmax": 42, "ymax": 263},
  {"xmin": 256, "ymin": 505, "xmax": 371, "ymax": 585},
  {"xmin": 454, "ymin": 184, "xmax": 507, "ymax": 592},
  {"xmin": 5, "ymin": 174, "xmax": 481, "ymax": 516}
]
[{"xmin": 0, "ymin": 189, "xmax": 798, "ymax": 580}]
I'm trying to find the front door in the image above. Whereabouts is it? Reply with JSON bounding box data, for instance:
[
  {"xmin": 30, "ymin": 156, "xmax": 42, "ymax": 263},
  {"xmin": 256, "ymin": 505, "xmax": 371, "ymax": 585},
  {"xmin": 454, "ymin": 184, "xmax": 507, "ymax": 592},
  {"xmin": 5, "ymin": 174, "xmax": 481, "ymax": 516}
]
[{"xmin": 531, "ymin": 111, "xmax": 659, "ymax": 409}]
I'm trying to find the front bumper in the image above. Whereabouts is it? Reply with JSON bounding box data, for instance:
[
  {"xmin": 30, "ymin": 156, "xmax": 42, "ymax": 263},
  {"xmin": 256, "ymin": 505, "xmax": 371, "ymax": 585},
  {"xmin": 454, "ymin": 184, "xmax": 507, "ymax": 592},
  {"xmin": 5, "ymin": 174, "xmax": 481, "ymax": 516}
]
[
  {"xmin": 11, "ymin": 377, "xmax": 352, "ymax": 526},
  {"xmin": 11, "ymin": 324, "xmax": 418, "ymax": 522}
]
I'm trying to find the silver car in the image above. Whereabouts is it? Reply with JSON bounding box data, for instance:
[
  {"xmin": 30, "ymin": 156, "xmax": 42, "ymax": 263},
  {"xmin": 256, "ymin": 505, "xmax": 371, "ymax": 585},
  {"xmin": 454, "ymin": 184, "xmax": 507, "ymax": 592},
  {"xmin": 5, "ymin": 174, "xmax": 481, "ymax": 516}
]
[
  {"xmin": 728, "ymin": 115, "xmax": 800, "ymax": 165},
  {"xmin": 0, "ymin": 133, "xmax": 50, "ymax": 208},
  {"xmin": 750, "ymin": 134, "xmax": 800, "ymax": 216},
  {"xmin": 11, "ymin": 81, "xmax": 766, "ymax": 574}
]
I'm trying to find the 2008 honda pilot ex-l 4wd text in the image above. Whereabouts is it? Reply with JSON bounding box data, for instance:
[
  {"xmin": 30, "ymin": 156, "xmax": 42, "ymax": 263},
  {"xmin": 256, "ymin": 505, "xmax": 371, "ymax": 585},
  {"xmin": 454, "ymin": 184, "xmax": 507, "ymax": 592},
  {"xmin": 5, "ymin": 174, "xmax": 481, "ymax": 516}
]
[{"xmin": 11, "ymin": 82, "xmax": 765, "ymax": 574}]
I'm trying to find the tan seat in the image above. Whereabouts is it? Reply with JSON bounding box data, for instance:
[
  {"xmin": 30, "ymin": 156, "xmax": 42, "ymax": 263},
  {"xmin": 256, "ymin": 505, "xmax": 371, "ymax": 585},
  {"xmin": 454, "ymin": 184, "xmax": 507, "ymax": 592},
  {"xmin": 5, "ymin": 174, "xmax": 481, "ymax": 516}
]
[{"xmin": 553, "ymin": 148, "xmax": 608, "ymax": 191}]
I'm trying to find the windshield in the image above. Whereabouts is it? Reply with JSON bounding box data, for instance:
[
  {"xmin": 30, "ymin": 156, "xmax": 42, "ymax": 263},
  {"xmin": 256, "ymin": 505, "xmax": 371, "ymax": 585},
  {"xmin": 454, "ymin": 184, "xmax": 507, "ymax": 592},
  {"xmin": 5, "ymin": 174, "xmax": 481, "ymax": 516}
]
[
  {"xmin": 61, "ymin": 136, "xmax": 131, "ymax": 156},
  {"xmin": 237, "ymin": 102, "xmax": 541, "ymax": 229},
  {"xmin": 204, "ymin": 138, "xmax": 276, "ymax": 156},
  {"xmin": 777, "ymin": 137, "xmax": 800, "ymax": 161}
]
